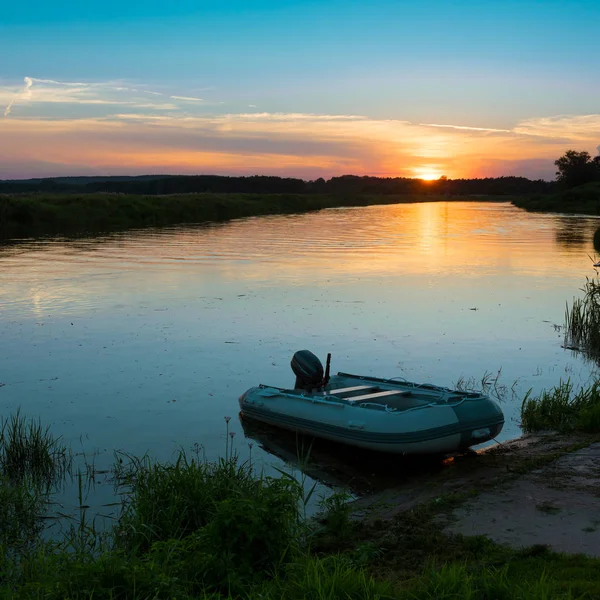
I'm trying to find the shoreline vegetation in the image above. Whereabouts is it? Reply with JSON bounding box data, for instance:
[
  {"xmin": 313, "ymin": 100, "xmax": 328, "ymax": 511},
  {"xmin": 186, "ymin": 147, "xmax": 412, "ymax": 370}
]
[
  {"xmin": 512, "ymin": 181, "xmax": 600, "ymax": 215},
  {"xmin": 1, "ymin": 172, "xmax": 599, "ymax": 241},
  {"xmin": 0, "ymin": 172, "xmax": 549, "ymax": 240},
  {"xmin": 0, "ymin": 191, "xmax": 509, "ymax": 240},
  {"xmin": 2, "ymin": 383, "xmax": 600, "ymax": 598}
]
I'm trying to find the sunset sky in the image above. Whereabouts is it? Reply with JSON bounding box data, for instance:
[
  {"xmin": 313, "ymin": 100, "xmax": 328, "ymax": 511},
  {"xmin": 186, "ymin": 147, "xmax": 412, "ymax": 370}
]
[{"xmin": 2, "ymin": 0, "xmax": 599, "ymax": 181}]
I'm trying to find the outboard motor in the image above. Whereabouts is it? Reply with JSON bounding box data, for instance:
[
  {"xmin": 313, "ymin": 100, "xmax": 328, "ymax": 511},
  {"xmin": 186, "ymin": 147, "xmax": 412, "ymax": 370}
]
[{"xmin": 291, "ymin": 350, "xmax": 324, "ymax": 391}]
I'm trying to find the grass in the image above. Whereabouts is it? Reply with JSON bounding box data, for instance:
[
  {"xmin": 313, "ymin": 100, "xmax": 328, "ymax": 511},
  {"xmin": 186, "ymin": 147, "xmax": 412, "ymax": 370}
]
[
  {"xmin": 3, "ymin": 411, "xmax": 600, "ymax": 598},
  {"xmin": 564, "ymin": 275, "xmax": 600, "ymax": 363},
  {"xmin": 521, "ymin": 380, "xmax": 600, "ymax": 433},
  {"xmin": 0, "ymin": 192, "xmax": 452, "ymax": 240},
  {"xmin": 0, "ymin": 410, "xmax": 72, "ymax": 551},
  {"xmin": 520, "ymin": 274, "xmax": 600, "ymax": 433},
  {"xmin": 512, "ymin": 181, "xmax": 600, "ymax": 215},
  {"xmin": 311, "ymin": 492, "xmax": 600, "ymax": 599},
  {"xmin": 0, "ymin": 408, "xmax": 71, "ymax": 485}
]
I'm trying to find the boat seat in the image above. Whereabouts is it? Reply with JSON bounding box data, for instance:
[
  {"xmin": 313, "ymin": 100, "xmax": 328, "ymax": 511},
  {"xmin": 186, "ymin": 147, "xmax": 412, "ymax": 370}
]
[
  {"xmin": 348, "ymin": 389, "xmax": 411, "ymax": 402},
  {"xmin": 328, "ymin": 385, "xmax": 375, "ymax": 396}
]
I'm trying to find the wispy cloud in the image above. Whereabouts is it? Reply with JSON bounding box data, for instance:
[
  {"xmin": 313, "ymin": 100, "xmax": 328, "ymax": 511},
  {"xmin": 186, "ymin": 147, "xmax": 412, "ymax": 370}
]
[
  {"xmin": 1, "ymin": 77, "xmax": 208, "ymax": 117},
  {"xmin": 419, "ymin": 123, "xmax": 511, "ymax": 133},
  {"xmin": 4, "ymin": 76, "xmax": 32, "ymax": 117},
  {"xmin": 2, "ymin": 76, "xmax": 599, "ymax": 180},
  {"xmin": 170, "ymin": 95, "xmax": 203, "ymax": 102},
  {"xmin": 513, "ymin": 114, "xmax": 600, "ymax": 142}
]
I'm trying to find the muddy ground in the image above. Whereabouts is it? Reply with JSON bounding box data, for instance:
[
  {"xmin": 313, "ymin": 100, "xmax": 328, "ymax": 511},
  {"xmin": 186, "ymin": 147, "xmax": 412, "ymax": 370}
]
[
  {"xmin": 349, "ymin": 433, "xmax": 600, "ymax": 556},
  {"xmin": 245, "ymin": 419, "xmax": 600, "ymax": 555}
]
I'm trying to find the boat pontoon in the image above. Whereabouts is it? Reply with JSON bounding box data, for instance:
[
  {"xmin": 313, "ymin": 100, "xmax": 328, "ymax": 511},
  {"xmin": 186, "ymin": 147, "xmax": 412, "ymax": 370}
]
[{"xmin": 239, "ymin": 350, "xmax": 504, "ymax": 455}]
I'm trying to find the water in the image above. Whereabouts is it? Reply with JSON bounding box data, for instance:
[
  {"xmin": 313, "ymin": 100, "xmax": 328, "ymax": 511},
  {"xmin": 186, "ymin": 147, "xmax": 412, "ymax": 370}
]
[{"xmin": 1, "ymin": 201, "xmax": 600, "ymax": 507}]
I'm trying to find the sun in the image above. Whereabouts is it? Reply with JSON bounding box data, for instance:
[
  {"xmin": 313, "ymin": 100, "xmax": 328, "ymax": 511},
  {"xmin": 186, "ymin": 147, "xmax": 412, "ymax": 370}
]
[{"xmin": 413, "ymin": 167, "xmax": 443, "ymax": 181}]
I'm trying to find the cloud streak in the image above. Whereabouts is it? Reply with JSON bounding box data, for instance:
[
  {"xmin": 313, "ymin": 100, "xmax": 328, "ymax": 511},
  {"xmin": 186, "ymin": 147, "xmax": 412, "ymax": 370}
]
[
  {"xmin": 1, "ymin": 76, "xmax": 599, "ymax": 180},
  {"xmin": 419, "ymin": 123, "xmax": 512, "ymax": 133},
  {"xmin": 4, "ymin": 76, "xmax": 32, "ymax": 117},
  {"xmin": 170, "ymin": 95, "xmax": 203, "ymax": 102}
]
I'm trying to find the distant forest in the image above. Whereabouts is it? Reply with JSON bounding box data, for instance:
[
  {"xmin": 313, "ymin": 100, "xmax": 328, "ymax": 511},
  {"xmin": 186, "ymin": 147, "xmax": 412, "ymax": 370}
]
[{"xmin": 0, "ymin": 174, "xmax": 556, "ymax": 196}]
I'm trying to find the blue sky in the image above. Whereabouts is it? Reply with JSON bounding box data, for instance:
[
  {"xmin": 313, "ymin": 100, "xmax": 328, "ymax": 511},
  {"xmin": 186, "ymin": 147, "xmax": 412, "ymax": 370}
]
[{"xmin": 1, "ymin": 0, "xmax": 599, "ymax": 179}]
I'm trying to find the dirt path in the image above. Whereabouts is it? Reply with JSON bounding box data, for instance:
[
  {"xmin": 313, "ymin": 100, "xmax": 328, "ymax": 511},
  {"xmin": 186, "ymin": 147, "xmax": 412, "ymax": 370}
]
[{"xmin": 444, "ymin": 442, "xmax": 600, "ymax": 556}]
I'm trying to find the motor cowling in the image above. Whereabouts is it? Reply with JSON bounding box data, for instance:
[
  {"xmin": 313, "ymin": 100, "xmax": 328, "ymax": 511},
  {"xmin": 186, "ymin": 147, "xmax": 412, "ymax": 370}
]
[{"xmin": 291, "ymin": 350, "xmax": 324, "ymax": 390}]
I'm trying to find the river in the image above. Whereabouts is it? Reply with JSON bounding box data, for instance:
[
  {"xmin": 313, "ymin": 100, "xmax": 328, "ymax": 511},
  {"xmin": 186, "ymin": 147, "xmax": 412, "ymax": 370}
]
[{"xmin": 1, "ymin": 200, "xmax": 599, "ymax": 505}]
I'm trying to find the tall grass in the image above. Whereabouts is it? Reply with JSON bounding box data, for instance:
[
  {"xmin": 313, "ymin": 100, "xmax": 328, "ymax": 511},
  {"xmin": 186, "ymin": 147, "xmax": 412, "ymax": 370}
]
[
  {"xmin": 0, "ymin": 410, "xmax": 72, "ymax": 551},
  {"xmin": 0, "ymin": 408, "xmax": 71, "ymax": 485},
  {"xmin": 521, "ymin": 379, "xmax": 600, "ymax": 433},
  {"xmin": 0, "ymin": 411, "xmax": 597, "ymax": 599},
  {"xmin": 512, "ymin": 181, "xmax": 600, "ymax": 215},
  {"xmin": 115, "ymin": 452, "xmax": 301, "ymax": 593},
  {"xmin": 0, "ymin": 192, "xmax": 443, "ymax": 240},
  {"xmin": 564, "ymin": 275, "xmax": 600, "ymax": 362},
  {"xmin": 402, "ymin": 562, "xmax": 568, "ymax": 600}
]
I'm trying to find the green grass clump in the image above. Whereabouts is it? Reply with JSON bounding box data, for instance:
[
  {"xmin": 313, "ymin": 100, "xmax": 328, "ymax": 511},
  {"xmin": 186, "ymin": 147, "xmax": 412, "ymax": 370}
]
[
  {"xmin": 521, "ymin": 379, "xmax": 600, "ymax": 433},
  {"xmin": 0, "ymin": 409, "xmax": 71, "ymax": 485},
  {"xmin": 401, "ymin": 562, "xmax": 567, "ymax": 600},
  {"xmin": 564, "ymin": 275, "xmax": 600, "ymax": 362},
  {"xmin": 0, "ymin": 410, "xmax": 72, "ymax": 551},
  {"xmin": 512, "ymin": 181, "xmax": 600, "ymax": 215},
  {"xmin": 114, "ymin": 452, "xmax": 301, "ymax": 593},
  {"xmin": 0, "ymin": 476, "xmax": 48, "ymax": 551}
]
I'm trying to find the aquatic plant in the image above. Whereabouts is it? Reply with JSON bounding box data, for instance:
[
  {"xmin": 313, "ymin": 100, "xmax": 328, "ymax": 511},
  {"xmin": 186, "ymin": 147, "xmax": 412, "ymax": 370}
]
[
  {"xmin": 3, "ymin": 412, "xmax": 600, "ymax": 599},
  {"xmin": 0, "ymin": 410, "xmax": 72, "ymax": 553},
  {"xmin": 0, "ymin": 408, "xmax": 71, "ymax": 486},
  {"xmin": 113, "ymin": 451, "xmax": 301, "ymax": 593},
  {"xmin": 0, "ymin": 475, "xmax": 48, "ymax": 552},
  {"xmin": 520, "ymin": 379, "xmax": 600, "ymax": 433},
  {"xmin": 564, "ymin": 274, "xmax": 600, "ymax": 362}
]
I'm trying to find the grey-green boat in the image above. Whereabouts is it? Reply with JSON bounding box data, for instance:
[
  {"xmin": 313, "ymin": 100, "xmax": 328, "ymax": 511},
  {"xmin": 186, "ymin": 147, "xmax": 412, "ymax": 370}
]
[{"xmin": 239, "ymin": 350, "xmax": 504, "ymax": 455}]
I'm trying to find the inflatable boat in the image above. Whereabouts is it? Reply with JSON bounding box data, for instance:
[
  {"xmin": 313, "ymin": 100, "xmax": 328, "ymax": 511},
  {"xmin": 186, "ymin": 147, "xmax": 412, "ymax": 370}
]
[{"xmin": 239, "ymin": 350, "xmax": 504, "ymax": 455}]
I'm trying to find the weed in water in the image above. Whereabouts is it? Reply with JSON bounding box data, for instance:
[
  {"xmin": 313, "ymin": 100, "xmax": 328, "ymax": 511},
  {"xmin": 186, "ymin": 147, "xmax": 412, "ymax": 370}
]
[
  {"xmin": 564, "ymin": 274, "xmax": 600, "ymax": 363},
  {"xmin": 0, "ymin": 408, "xmax": 71, "ymax": 486},
  {"xmin": 520, "ymin": 379, "xmax": 600, "ymax": 433}
]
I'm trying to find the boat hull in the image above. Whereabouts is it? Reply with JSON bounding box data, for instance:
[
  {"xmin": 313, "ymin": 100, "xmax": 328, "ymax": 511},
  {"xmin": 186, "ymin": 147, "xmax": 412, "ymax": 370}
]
[{"xmin": 239, "ymin": 378, "xmax": 504, "ymax": 455}]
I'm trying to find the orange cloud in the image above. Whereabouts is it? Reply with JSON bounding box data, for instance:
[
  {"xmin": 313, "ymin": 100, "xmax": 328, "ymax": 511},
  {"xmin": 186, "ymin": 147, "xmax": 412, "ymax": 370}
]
[{"xmin": 1, "ymin": 78, "xmax": 599, "ymax": 179}]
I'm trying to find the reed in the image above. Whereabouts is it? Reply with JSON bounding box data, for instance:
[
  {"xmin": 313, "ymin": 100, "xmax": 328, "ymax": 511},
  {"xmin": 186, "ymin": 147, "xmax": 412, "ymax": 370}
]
[
  {"xmin": 0, "ymin": 192, "xmax": 440, "ymax": 240},
  {"xmin": 564, "ymin": 274, "xmax": 600, "ymax": 362},
  {"xmin": 2, "ymin": 413, "xmax": 599, "ymax": 599},
  {"xmin": 0, "ymin": 408, "xmax": 71, "ymax": 486},
  {"xmin": 520, "ymin": 379, "xmax": 600, "ymax": 433},
  {"xmin": 0, "ymin": 475, "xmax": 48, "ymax": 552}
]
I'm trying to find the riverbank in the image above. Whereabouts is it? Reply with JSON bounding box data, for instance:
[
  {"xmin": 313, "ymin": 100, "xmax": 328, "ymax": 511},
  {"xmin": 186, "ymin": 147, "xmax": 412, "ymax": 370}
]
[
  {"xmin": 3, "ymin": 407, "xmax": 600, "ymax": 597},
  {"xmin": 512, "ymin": 181, "xmax": 600, "ymax": 215},
  {"xmin": 320, "ymin": 432, "xmax": 600, "ymax": 597},
  {"xmin": 0, "ymin": 192, "xmax": 506, "ymax": 240}
]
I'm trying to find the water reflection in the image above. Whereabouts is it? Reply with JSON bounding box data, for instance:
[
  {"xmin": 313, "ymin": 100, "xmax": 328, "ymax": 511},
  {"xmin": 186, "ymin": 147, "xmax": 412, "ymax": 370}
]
[
  {"xmin": 240, "ymin": 415, "xmax": 453, "ymax": 495},
  {"xmin": 554, "ymin": 216, "xmax": 596, "ymax": 248},
  {"xmin": 3, "ymin": 202, "xmax": 600, "ymax": 320},
  {"xmin": 1, "ymin": 200, "xmax": 600, "ymax": 501}
]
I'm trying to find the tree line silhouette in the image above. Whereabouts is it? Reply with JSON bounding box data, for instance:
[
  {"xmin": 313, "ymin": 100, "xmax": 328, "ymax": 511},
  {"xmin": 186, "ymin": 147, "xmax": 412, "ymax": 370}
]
[
  {"xmin": 554, "ymin": 150, "xmax": 600, "ymax": 189},
  {"xmin": 0, "ymin": 174, "xmax": 555, "ymax": 196}
]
